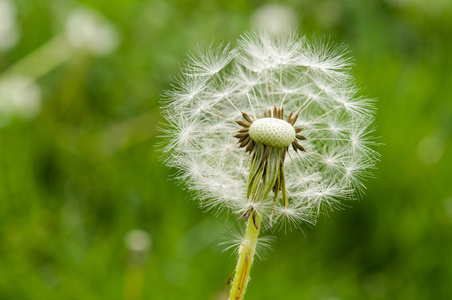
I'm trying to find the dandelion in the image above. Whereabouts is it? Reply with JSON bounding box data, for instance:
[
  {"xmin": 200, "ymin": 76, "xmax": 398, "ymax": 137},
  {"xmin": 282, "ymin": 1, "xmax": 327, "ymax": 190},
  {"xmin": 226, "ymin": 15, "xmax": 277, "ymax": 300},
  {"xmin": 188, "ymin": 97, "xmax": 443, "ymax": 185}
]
[{"xmin": 161, "ymin": 31, "xmax": 378, "ymax": 300}]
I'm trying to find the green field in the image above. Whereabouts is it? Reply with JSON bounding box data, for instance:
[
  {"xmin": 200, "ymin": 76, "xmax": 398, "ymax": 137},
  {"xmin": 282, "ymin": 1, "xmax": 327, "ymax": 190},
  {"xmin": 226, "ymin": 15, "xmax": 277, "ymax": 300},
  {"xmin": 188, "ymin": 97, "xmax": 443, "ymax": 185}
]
[{"xmin": 1, "ymin": 0, "xmax": 452, "ymax": 299}]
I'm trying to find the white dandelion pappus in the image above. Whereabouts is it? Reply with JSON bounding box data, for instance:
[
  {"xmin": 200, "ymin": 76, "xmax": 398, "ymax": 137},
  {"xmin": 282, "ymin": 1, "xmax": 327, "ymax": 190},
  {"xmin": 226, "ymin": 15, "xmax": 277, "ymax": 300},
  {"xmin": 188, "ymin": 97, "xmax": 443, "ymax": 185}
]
[
  {"xmin": 162, "ymin": 31, "xmax": 378, "ymax": 229},
  {"xmin": 219, "ymin": 224, "xmax": 276, "ymax": 261}
]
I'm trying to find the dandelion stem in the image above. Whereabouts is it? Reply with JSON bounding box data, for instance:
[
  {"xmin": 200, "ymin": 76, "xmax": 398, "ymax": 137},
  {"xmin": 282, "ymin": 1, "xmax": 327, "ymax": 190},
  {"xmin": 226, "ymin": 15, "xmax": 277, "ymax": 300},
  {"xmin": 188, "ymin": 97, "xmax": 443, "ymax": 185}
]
[{"xmin": 228, "ymin": 211, "xmax": 262, "ymax": 300}]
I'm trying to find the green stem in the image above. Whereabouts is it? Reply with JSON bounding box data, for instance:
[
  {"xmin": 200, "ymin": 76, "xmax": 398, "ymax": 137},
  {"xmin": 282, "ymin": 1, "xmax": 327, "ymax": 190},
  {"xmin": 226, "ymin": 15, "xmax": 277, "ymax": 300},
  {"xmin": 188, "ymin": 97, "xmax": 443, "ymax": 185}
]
[
  {"xmin": 0, "ymin": 35, "xmax": 72, "ymax": 81},
  {"xmin": 228, "ymin": 212, "xmax": 262, "ymax": 300}
]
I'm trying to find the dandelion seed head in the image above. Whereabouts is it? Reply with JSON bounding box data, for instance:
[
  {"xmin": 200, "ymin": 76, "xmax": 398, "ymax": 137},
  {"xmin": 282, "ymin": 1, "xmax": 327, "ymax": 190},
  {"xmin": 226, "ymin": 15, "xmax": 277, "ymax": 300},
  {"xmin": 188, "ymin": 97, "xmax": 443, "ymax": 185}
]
[{"xmin": 161, "ymin": 30, "xmax": 379, "ymax": 233}]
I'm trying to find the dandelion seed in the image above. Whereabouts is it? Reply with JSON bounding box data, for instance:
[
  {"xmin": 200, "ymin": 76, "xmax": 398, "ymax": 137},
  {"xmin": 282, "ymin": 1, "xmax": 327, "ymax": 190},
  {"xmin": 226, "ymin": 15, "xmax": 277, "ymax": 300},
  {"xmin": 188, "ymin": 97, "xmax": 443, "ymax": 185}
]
[{"xmin": 161, "ymin": 30, "xmax": 379, "ymax": 300}]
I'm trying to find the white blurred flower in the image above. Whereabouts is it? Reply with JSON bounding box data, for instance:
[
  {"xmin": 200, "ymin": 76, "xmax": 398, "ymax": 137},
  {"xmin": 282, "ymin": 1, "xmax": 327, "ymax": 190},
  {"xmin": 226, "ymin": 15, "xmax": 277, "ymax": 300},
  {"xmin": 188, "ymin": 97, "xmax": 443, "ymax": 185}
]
[
  {"xmin": 124, "ymin": 229, "xmax": 152, "ymax": 253},
  {"xmin": 65, "ymin": 8, "xmax": 119, "ymax": 56},
  {"xmin": 0, "ymin": 0, "xmax": 20, "ymax": 51},
  {"xmin": 161, "ymin": 31, "xmax": 379, "ymax": 230},
  {"xmin": 0, "ymin": 75, "xmax": 41, "ymax": 122},
  {"xmin": 124, "ymin": 229, "xmax": 152, "ymax": 265},
  {"xmin": 250, "ymin": 4, "xmax": 298, "ymax": 35}
]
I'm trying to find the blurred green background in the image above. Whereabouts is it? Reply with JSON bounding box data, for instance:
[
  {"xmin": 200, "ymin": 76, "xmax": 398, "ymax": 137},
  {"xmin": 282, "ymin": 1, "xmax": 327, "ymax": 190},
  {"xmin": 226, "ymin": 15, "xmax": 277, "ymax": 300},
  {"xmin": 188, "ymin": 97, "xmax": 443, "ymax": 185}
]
[{"xmin": 1, "ymin": 0, "xmax": 452, "ymax": 299}]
